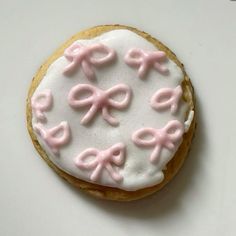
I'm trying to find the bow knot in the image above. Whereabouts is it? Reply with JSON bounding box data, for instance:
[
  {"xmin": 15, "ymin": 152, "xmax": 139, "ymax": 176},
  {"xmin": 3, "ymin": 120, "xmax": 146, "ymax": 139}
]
[
  {"xmin": 63, "ymin": 43, "xmax": 116, "ymax": 80},
  {"xmin": 124, "ymin": 48, "xmax": 169, "ymax": 78},
  {"xmin": 74, "ymin": 143, "xmax": 125, "ymax": 182},
  {"xmin": 132, "ymin": 120, "xmax": 184, "ymax": 163},
  {"xmin": 68, "ymin": 84, "xmax": 132, "ymax": 126},
  {"xmin": 150, "ymin": 86, "xmax": 183, "ymax": 114}
]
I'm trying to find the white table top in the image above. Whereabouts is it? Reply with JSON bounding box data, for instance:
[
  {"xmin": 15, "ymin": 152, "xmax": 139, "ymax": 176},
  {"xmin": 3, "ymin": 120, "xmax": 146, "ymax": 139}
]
[{"xmin": 1, "ymin": 0, "xmax": 236, "ymax": 235}]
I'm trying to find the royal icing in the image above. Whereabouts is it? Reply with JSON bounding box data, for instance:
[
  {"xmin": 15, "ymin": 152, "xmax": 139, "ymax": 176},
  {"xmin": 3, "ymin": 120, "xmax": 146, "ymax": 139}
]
[
  {"xmin": 67, "ymin": 83, "xmax": 131, "ymax": 126},
  {"xmin": 63, "ymin": 43, "xmax": 116, "ymax": 80},
  {"xmin": 132, "ymin": 120, "xmax": 184, "ymax": 163},
  {"xmin": 74, "ymin": 143, "xmax": 125, "ymax": 182},
  {"xmin": 150, "ymin": 85, "xmax": 183, "ymax": 114},
  {"xmin": 33, "ymin": 121, "xmax": 71, "ymax": 155},
  {"xmin": 31, "ymin": 89, "xmax": 53, "ymax": 122},
  {"xmin": 31, "ymin": 29, "xmax": 193, "ymax": 191},
  {"xmin": 124, "ymin": 48, "xmax": 169, "ymax": 78}
]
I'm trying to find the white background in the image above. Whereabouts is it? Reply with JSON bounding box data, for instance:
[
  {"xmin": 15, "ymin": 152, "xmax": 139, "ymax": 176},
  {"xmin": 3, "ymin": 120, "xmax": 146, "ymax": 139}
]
[{"xmin": 0, "ymin": 0, "xmax": 236, "ymax": 235}]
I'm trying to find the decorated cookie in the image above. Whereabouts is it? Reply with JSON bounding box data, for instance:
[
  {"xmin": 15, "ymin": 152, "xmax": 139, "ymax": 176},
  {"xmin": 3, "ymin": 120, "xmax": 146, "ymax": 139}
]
[{"xmin": 27, "ymin": 25, "xmax": 195, "ymax": 201}]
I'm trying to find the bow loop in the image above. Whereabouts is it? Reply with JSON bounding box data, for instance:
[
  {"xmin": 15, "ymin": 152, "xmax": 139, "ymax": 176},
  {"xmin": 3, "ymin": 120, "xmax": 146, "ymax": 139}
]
[
  {"xmin": 132, "ymin": 128, "xmax": 157, "ymax": 147},
  {"xmin": 68, "ymin": 84, "xmax": 131, "ymax": 126},
  {"xmin": 109, "ymin": 143, "xmax": 126, "ymax": 165},
  {"xmin": 63, "ymin": 43, "xmax": 116, "ymax": 80},
  {"xmin": 88, "ymin": 43, "xmax": 116, "ymax": 65},
  {"xmin": 68, "ymin": 84, "xmax": 95, "ymax": 108},
  {"xmin": 31, "ymin": 89, "xmax": 53, "ymax": 122},
  {"xmin": 125, "ymin": 48, "xmax": 144, "ymax": 65},
  {"xmin": 125, "ymin": 48, "xmax": 169, "ymax": 78},
  {"xmin": 64, "ymin": 43, "xmax": 84, "ymax": 59},
  {"xmin": 150, "ymin": 86, "xmax": 183, "ymax": 114},
  {"xmin": 75, "ymin": 148, "xmax": 99, "ymax": 170},
  {"xmin": 163, "ymin": 120, "xmax": 184, "ymax": 142},
  {"xmin": 106, "ymin": 84, "xmax": 132, "ymax": 109},
  {"xmin": 33, "ymin": 121, "xmax": 71, "ymax": 155},
  {"xmin": 132, "ymin": 120, "xmax": 184, "ymax": 163},
  {"xmin": 74, "ymin": 143, "xmax": 125, "ymax": 182}
]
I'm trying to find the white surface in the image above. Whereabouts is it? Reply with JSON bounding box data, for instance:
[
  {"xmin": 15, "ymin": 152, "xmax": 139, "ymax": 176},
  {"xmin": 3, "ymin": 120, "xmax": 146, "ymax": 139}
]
[{"xmin": 0, "ymin": 0, "xmax": 235, "ymax": 235}]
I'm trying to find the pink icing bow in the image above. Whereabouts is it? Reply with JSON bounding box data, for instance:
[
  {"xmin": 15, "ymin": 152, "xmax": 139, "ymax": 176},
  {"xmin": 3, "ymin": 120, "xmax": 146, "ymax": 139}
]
[
  {"xmin": 63, "ymin": 43, "xmax": 116, "ymax": 80},
  {"xmin": 68, "ymin": 84, "xmax": 132, "ymax": 126},
  {"xmin": 150, "ymin": 85, "xmax": 183, "ymax": 114},
  {"xmin": 31, "ymin": 90, "xmax": 53, "ymax": 122},
  {"xmin": 132, "ymin": 120, "xmax": 184, "ymax": 163},
  {"xmin": 124, "ymin": 48, "xmax": 169, "ymax": 78},
  {"xmin": 74, "ymin": 143, "xmax": 125, "ymax": 182},
  {"xmin": 33, "ymin": 121, "xmax": 71, "ymax": 155}
]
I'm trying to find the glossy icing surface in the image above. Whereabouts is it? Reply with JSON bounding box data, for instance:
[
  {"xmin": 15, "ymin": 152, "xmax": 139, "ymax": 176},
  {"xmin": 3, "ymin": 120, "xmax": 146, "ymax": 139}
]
[
  {"xmin": 74, "ymin": 143, "xmax": 125, "ymax": 182},
  {"xmin": 67, "ymin": 83, "xmax": 132, "ymax": 126},
  {"xmin": 124, "ymin": 48, "xmax": 169, "ymax": 78},
  {"xmin": 63, "ymin": 43, "xmax": 116, "ymax": 80},
  {"xmin": 31, "ymin": 89, "xmax": 53, "ymax": 122},
  {"xmin": 31, "ymin": 29, "xmax": 193, "ymax": 191},
  {"xmin": 150, "ymin": 85, "xmax": 183, "ymax": 114},
  {"xmin": 132, "ymin": 120, "xmax": 184, "ymax": 164}
]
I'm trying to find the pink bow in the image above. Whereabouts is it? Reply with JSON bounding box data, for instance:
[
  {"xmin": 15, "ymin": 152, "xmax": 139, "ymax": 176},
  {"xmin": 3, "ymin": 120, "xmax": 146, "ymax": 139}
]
[
  {"xmin": 124, "ymin": 48, "xmax": 169, "ymax": 78},
  {"xmin": 74, "ymin": 143, "xmax": 125, "ymax": 182},
  {"xmin": 31, "ymin": 90, "xmax": 53, "ymax": 122},
  {"xmin": 68, "ymin": 84, "xmax": 132, "ymax": 126},
  {"xmin": 150, "ymin": 85, "xmax": 183, "ymax": 114},
  {"xmin": 132, "ymin": 120, "xmax": 184, "ymax": 163},
  {"xmin": 63, "ymin": 43, "xmax": 116, "ymax": 80},
  {"xmin": 33, "ymin": 121, "xmax": 71, "ymax": 155}
]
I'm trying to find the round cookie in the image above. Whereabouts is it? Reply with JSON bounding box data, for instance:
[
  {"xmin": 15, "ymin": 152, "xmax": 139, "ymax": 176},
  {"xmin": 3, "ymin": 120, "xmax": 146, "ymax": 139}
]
[{"xmin": 26, "ymin": 25, "xmax": 196, "ymax": 201}]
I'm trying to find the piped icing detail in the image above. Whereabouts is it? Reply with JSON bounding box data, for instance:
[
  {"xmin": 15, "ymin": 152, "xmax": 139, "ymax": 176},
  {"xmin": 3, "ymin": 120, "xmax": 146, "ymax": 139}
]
[
  {"xmin": 68, "ymin": 84, "xmax": 132, "ymax": 126},
  {"xmin": 74, "ymin": 143, "xmax": 125, "ymax": 182},
  {"xmin": 31, "ymin": 29, "xmax": 193, "ymax": 191},
  {"xmin": 150, "ymin": 85, "xmax": 183, "ymax": 114},
  {"xmin": 33, "ymin": 121, "xmax": 71, "ymax": 155},
  {"xmin": 31, "ymin": 89, "xmax": 53, "ymax": 122},
  {"xmin": 132, "ymin": 120, "xmax": 184, "ymax": 164},
  {"xmin": 63, "ymin": 43, "xmax": 116, "ymax": 80},
  {"xmin": 124, "ymin": 48, "xmax": 169, "ymax": 78}
]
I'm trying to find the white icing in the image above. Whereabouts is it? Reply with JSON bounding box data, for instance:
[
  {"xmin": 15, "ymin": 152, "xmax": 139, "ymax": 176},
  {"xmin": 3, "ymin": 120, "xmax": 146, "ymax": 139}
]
[
  {"xmin": 184, "ymin": 110, "xmax": 194, "ymax": 132},
  {"xmin": 32, "ymin": 29, "xmax": 193, "ymax": 191}
]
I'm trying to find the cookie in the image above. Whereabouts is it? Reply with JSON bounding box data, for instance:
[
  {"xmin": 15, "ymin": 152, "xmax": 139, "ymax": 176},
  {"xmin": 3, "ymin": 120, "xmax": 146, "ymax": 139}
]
[{"xmin": 26, "ymin": 25, "xmax": 196, "ymax": 201}]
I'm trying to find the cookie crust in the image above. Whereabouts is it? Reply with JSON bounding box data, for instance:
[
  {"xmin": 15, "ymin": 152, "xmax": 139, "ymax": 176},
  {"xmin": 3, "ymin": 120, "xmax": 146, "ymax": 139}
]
[{"xmin": 26, "ymin": 24, "xmax": 196, "ymax": 201}]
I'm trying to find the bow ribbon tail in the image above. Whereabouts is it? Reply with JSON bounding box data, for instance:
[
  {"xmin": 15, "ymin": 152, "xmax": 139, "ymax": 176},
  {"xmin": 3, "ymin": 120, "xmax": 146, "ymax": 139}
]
[
  {"xmin": 90, "ymin": 163, "xmax": 103, "ymax": 181},
  {"xmin": 35, "ymin": 109, "xmax": 45, "ymax": 122},
  {"xmin": 138, "ymin": 63, "xmax": 148, "ymax": 78},
  {"xmin": 170, "ymin": 103, "xmax": 178, "ymax": 114},
  {"xmin": 153, "ymin": 62, "xmax": 169, "ymax": 74},
  {"xmin": 81, "ymin": 104, "xmax": 98, "ymax": 125},
  {"xmin": 105, "ymin": 163, "xmax": 123, "ymax": 182},
  {"xmin": 81, "ymin": 60, "xmax": 96, "ymax": 80},
  {"xmin": 150, "ymin": 145, "xmax": 162, "ymax": 163},
  {"xmin": 50, "ymin": 146, "xmax": 60, "ymax": 155},
  {"xmin": 102, "ymin": 107, "xmax": 119, "ymax": 126},
  {"xmin": 163, "ymin": 137, "xmax": 175, "ymax": 150},
  {"xmin": 33, "ymin": 123, "xmax": 47, "ymax": 139}
]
